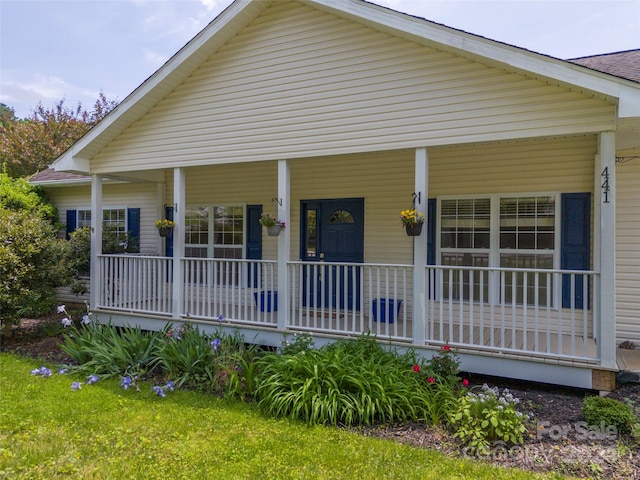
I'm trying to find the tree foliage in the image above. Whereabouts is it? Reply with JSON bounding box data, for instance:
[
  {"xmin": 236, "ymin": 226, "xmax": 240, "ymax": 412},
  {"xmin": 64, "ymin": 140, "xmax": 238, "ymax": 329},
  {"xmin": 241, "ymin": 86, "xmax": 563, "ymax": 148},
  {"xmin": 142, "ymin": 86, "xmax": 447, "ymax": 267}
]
[
  {"xmin": 0, "ymin": 172, "xmax": 57, "ymax": 223},
  {"xmin": 0, "ymin": 103, "xmax": 16, "ymax": 130},
  {"xmin": 0, "ymin": 174, "xmax": 72, "ymax": 331},
  {"xmin": 0, "ymin": 93, "xmax": 118, "ymax": 178}
]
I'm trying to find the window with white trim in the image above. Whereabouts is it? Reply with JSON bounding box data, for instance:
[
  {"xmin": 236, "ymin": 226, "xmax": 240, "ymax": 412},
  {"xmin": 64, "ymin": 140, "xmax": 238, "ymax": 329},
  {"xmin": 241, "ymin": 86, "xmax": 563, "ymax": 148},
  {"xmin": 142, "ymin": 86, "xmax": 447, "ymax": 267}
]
[
  {"xmin": 438, "ymin": 194, "xmax": 558, "ymax": 306},
  {"xmin": 77, "ymin": 209, "xmax": 91, "ymax": 228},
  {"xmin": 185, "ymin": 205, "xmax": 245, "ymax": 259}
]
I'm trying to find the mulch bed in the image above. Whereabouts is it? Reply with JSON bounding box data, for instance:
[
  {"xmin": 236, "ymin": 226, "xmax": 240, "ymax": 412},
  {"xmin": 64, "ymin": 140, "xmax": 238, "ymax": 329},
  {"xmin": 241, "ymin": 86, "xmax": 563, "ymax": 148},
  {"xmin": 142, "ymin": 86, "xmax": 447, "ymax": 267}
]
[{"xmin": 2, "ymin": 317, "xmax": 639, "ymax": 479}]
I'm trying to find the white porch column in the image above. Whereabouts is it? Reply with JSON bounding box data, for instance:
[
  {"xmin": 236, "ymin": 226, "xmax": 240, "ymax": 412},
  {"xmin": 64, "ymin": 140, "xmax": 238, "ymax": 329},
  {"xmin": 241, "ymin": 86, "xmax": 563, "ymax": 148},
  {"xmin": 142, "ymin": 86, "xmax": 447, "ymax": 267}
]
[
  {"xmin": 412, "ymin": 148, "xmax": 428, "ymax": 345},
  {"xmin": 277, "ymin": 159, "xmax": 290, "ymax": 330},
  {"xmin": 596, "ymin": 131, "xmax": 616, "ymax": 368},
  {"xmin": 172, "ymin": 167, "xmax": 186, "ymax": 319},
  {"xmin": 90, "ymin": 174, "xmax": 103, "ymax": 310}
]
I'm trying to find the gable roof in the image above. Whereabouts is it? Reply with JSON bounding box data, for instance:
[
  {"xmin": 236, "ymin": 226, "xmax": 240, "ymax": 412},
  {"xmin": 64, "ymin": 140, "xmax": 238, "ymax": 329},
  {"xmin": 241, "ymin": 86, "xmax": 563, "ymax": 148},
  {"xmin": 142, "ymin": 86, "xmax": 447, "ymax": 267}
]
[
  {"xmin": 54, "ymin": 0, "xmax": 640, "ymax": 174},
  {"xmin": 569, "ymin": 50, "xmax": 640, "ymax": 84}
]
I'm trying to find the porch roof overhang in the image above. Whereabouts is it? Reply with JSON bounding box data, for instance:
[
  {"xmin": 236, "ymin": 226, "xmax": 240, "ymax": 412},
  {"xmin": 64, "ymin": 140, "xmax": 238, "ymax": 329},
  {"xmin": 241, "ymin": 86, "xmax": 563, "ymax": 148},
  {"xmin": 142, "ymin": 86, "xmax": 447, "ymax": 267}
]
[{"xmin": 52, "ymin": 0, "xmax": 640, "ymax": 176}]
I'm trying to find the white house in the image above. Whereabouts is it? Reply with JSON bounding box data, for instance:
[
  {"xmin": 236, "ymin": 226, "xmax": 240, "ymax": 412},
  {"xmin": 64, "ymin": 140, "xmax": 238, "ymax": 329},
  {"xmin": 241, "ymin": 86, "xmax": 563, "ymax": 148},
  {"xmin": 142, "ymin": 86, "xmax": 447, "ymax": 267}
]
[{"xmin": 43, "ymin": 0, "xmax": 640, "ymax": 390}]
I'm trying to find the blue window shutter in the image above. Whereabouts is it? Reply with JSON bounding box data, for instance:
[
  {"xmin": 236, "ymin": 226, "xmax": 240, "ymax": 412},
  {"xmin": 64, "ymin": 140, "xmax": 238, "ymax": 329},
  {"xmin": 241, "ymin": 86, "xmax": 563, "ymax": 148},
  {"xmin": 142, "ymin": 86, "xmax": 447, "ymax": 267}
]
[
  {"xmin": 127, "ymin": 208, "xmax": 141, "ymax": 253},
  {"xmin": 561, "ymin": 193, "xmax": 590, "ymax": 309},
  {"xmin": 164, "ymin": 206, "xmax": 174, "ymax": 257},
  {"xmin": 66, "ymin": 210, "xmax": 77, "ymax": 240},
  {"xmin": 246, "ymin": 205, "xmax": 263, "ymax": 287}
]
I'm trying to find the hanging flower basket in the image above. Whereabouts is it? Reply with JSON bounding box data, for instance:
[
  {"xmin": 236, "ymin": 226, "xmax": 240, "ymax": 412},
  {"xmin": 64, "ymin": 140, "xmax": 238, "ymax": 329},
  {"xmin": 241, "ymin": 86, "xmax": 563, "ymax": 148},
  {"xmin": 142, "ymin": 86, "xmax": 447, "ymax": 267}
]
[
  {"xmin": 405, "ymin": 223, "xmax": 423, "ymax": 236},
  {"xmin": 400, "ymin": 209, "xmax": 425, "ymax": 236},
  {"xmin": 259, "ymin": 212, "xmax": 285, "ymax": 236},
  {"xmin": 266, "ymin": 224, "xmax": 284, "ymax": 236},
  {"xmin": 155, "ymin": 218, "xmax": 175, "ymax": 238},
  {"xmin": 158, "ymin": 226, "xmax": 173, "ymax": 238}
]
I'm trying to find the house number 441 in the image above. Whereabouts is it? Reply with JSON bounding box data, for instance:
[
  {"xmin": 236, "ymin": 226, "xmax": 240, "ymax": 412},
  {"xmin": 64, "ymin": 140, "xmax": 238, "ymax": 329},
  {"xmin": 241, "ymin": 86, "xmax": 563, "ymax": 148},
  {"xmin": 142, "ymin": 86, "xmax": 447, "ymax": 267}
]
[{"xmin": 601, "ymin": 167, "xmax": 610, "ymax": 204}]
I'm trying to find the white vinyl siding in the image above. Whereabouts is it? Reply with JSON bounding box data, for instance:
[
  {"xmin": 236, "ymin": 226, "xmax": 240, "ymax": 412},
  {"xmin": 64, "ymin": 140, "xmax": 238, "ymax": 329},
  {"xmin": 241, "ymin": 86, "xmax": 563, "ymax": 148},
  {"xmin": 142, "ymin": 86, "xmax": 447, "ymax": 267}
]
[
  {"xmin": 89, "ymin": 2, "xmax": 615, "ymax": 174},
  {"xmin": 616, "ymin": 158, "xmax": 640, "ymax": 343},
  {"xmin": 163, "ymin": 135, "xmax": 596, "ymax": 269},
  {"xmin": 46, "ymin": 183, "xmax": 160, "ymax": 255}
]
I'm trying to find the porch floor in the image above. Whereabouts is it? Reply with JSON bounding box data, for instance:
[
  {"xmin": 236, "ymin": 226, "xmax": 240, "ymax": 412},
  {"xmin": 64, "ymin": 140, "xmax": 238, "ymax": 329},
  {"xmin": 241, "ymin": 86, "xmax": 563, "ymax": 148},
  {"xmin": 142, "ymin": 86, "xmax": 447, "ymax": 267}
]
[{"xmin": 617, "ymin": 348, "xmax": 640, "ymax": 375}]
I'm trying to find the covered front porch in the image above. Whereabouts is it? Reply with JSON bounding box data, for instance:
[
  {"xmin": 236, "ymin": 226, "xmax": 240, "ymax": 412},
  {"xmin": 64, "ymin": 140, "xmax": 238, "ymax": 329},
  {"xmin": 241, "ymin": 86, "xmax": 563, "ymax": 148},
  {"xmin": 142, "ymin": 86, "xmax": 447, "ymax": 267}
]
[{"xmin": 86, "ymin": 133, "xmax": 618, "ymax": 390}]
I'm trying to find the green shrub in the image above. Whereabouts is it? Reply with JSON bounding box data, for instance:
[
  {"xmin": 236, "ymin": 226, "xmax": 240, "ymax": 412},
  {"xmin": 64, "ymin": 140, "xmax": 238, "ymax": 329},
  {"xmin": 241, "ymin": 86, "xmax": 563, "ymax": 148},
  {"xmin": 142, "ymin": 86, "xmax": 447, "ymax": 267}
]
[
  {"xmin": 449, "ymin": 384, "xmax": 531, "ymax": 455},
  {"xmin": 582, "ymin": 396, "xmax": 638, "ymax": 435},
  {"xmin": 423, "ymin": 344, "xmax": 462, "ymax": 386},
  {"xmin": 256, "ymin": 334, "xmax": 461, "ymax": 426},
  {"xmin": 0, "ymin": 208, "xmax": 72, "ymax": 331}
]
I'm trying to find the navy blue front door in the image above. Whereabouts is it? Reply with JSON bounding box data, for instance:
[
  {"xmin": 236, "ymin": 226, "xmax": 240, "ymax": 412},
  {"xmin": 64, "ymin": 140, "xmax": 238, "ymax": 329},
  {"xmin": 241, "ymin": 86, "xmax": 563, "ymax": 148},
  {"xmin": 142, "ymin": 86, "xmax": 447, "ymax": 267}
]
[{"xmin": 301, "ymin": 198, "xmax": 364, "ymax": 310}]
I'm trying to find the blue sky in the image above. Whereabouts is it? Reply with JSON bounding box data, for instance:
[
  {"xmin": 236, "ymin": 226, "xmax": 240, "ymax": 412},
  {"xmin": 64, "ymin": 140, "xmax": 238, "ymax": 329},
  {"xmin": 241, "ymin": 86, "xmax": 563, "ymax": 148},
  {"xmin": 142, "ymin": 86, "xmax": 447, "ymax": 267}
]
[{"xmin": 1, "ymin": 0, "xmax": 638, "ymax": 119}]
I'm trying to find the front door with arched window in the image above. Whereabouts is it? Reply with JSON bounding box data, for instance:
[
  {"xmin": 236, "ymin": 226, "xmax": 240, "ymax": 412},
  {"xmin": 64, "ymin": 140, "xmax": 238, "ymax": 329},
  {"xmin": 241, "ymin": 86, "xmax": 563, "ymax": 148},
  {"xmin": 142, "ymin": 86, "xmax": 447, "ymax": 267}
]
[{"xmin": 300, "ymin": 198, "xmax": 364, "ymax": 310}]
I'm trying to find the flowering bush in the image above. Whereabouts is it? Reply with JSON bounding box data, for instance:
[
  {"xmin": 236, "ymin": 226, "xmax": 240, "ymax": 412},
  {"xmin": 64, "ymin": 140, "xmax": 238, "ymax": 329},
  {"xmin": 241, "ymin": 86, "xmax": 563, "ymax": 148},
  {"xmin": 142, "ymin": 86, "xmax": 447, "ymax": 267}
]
[
  {"xmin": 258, "ymin": 212, "xmax": 284, "ymax": 228},
  {"xmin": 449, "ymin": 384, "xmax": 531, "ymax": 454},
  {"xmin": 424, "ymin": 344, "xmax": 463, "ymax": 387},
  {"xmin": 155, "ymin": 218, "xmax": 175, "ymax": 229},
  {"xmin": 400, "ymin": 209, "xmax": 425, "ymax": 227}
]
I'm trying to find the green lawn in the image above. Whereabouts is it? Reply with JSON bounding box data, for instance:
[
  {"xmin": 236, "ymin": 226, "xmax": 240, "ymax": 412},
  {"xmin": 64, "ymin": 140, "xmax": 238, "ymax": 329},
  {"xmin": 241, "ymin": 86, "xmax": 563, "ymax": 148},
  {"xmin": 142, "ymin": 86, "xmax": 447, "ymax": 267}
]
[{"xmin": 0, "ymin": 354, "xmax": 561, "ymax": 479}]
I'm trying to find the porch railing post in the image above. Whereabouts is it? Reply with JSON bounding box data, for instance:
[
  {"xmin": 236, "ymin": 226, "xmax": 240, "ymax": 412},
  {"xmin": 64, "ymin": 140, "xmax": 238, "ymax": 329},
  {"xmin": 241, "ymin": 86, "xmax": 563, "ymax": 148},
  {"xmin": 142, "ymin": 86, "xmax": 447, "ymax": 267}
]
[
  {"xmin": 172, "ymin": 167, "xmax": 186, "ymax": 319},
  {"xmin": 277, "ymin": 159, "xmax": 290, "ymax": 330},
  {"xmin": 412, "ymin": 148, "xmax": 428, "ymax": 345},
  {"xmin": 90, "ymin": 175, "xmax": 102, "ymax": 310},
  {"xmin": 596, "ymin": 131, "xmax": 616, "ymax": 368}
]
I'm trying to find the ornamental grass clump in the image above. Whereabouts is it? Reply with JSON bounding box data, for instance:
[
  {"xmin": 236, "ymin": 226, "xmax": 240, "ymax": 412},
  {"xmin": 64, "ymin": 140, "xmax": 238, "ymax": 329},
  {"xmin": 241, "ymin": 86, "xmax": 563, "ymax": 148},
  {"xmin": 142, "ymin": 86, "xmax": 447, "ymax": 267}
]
[
  {"xmin": 60, "ymin": 310, "xmax": 165, "ymax": 378},
  {"xmin": 449, "ymin": 384, "xmax": 531, "ymax": 455},
  {"xmin": 256, "ymin": 334, "xmax": 462, "ymax": 426}
]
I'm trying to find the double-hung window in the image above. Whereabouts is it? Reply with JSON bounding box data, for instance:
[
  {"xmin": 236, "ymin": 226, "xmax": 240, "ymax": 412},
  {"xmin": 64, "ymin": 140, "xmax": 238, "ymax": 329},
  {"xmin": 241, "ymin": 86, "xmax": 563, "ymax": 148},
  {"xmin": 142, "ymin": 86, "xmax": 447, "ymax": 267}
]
[
  {"xmin": 499, "ymin": 196, "xmax": 556, "ymax": 306},
  {"xmin": 438, "ymin": 194, "xmax": 559, "ymax": 306},
  {"xmin": 185, "ymin": 205, "xmax": 245, "ymax": 285}
]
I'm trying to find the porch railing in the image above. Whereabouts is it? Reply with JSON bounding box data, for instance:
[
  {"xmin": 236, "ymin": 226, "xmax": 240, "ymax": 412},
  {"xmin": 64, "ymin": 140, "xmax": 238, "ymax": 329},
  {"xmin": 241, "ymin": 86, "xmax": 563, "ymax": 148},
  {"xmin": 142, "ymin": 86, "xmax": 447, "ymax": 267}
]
[
  {"xmin": 425, "ymin": 265, "xmax": 599, "ymax": 360},
  {"xmin": 97, "ymin": 255, "xmax": 173, "ymax": 315},
  {"xmin": 287, "ymin": 261, "xmax": 413, "ymax": 341},
  {"xmin": 182, "ymin": 258, "xmax": 278, "ymax": 326},
  {"xmin": 95, "ymin": 255, "xmax": 599, "ymax": 362}
]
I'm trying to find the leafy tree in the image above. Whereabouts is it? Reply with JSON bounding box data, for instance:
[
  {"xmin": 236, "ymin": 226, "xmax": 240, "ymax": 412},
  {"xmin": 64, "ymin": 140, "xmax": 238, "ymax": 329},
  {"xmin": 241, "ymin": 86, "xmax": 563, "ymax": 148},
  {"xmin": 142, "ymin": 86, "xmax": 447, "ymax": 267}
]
[
  {"xmin": 0, "ymin": 174, "xmax": 73, "ymax": 335},
  {"xmin": 0, "ymin": 93, "xmax": 118, "ymax": 178},
  {"xmin": 0, "ymin": 103, "xmax": 16, "ymax": 130},
  {"xmin": 0, "ymin": 172, "xmax": 57, "ymax": 223}
]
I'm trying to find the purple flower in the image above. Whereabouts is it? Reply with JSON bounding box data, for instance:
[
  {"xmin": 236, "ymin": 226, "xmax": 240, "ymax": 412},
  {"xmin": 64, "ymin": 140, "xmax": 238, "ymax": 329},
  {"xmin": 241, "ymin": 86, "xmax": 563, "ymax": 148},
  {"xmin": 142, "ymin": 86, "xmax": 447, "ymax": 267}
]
[
  {"xmin": 58, "ymin": 368, "xmax": 68, "ymax": 375},
  {"xmin": 86, "ymin": 374, "xmax": 99, "ymax": 385},
  {"xmin": 81, "ymin": 314, "xmax": 90, "ymax": 324},
  {"xmin": 57, "ymin": 305, "xmax": 66, "ymax": 313},
  {"xmin": 120, "ymin": 376, "xmax": 133, "ymax": 390},
  {"xmin": 71, "ymin": 382, "xmax": 82, "ymax": 390},
  {"xmin": 31, "ymin": 366, "xmax": 52, "ymax": 377},
  {"xmin": 61, "ymin": 318, "xmax": 72, "ymax": 328},
  {"xmin": 165, "ymin": 381, "xmax": 174, "ymax": 392},
  {"xmin": 210, "ymin": 338, "xmax": 221, "ymax": 352},
  {"xmin": 217, "ymin": 314, "xmax": 225, "ymax": 322},
  {"xmin": 152, "ymin": 386, "xmax": 166, "ymax": 397}
]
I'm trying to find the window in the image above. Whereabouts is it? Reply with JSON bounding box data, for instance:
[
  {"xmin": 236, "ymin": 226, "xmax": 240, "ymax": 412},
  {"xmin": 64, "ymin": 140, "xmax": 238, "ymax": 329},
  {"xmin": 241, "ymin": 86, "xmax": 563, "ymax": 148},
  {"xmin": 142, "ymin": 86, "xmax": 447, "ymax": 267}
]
[
  {"xmin": 499, "ymin": 196, "xmax": 555, "ymax": 305},
  {"xmin": 185, "ymin": 205, "xmax": 245, "ymax": 286},
  {"xmin": 77, "ymin": 209, "xmax": 91, "ymax": 228},
  {"xmin": 185, "ymin": 205, "xmax": 244, "ymax": 259},
  {"xmin": 440, "ymin": 198, "xmax": 490, "ymax": 302},
  {"xmin": 439, "ymin": 194, "xmax": 559, "ymax": 306}
]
